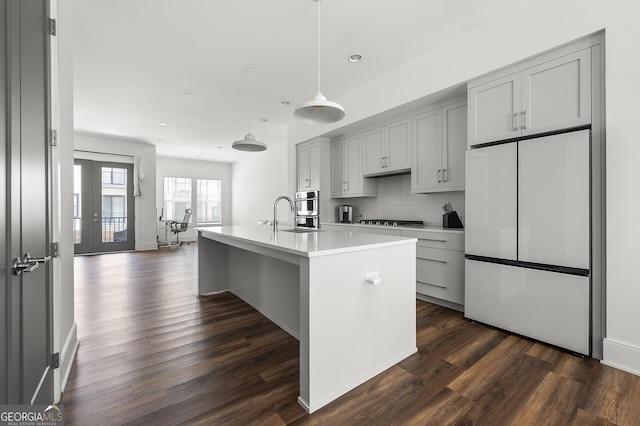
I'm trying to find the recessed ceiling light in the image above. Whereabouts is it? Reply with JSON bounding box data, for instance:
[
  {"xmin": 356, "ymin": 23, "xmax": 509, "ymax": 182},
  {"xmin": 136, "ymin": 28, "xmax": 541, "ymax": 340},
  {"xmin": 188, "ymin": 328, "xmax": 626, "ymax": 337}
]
[
  {"xmin": 281, "ymin": 100, "xmax": 290, "ymax": 106},
  {"xmin": 217, "ymin": 146, "xmax": 223, "ymax": 149},
  {"xmin": 159, "ymin": 122, "xmax": 167, "ymax": 126},
  {"xmin": 183, "ymin": 92, "xmax": 191, "ymax": 99},
  {"xmin": 260, "ymin": 118, "xmax": 268, "ymax": 123},
  {"xmin": 348, "ymin": 53, "xmax": 363, "ymax": 63}
]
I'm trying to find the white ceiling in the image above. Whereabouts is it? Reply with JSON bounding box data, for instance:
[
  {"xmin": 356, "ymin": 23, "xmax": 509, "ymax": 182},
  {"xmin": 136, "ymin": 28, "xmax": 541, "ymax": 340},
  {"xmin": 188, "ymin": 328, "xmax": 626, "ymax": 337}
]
[{"xmin": 73, "ymin": 0, "xmax": 513, "ymax": 163}]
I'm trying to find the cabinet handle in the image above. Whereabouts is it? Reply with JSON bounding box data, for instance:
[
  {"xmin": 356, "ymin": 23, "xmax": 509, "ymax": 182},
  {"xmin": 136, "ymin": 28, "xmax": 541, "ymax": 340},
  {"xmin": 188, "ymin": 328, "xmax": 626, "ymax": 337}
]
[
  {"xmin": 421, "ymin": 281, "xmax": 447, "ymax": 289},
  {"xmin": 345, "ymin": 181, "xmax": 349, "ymax": 191},
  {"xmin": 437, "ymin": 169, "xmax": 442, "ymax": 183},
  {"xmin": 421, "ymin": 258, "xmax": 447, "ymax": 264},
  {"xmin": 512, "ymin": 112, "xmax": 518, "ymax": 131},
  {"xmin": 521, "ymin": 110, "xmax": 527, "ymax": 130},
  {"xmin": 443, "ymin": 168, "xmax": 447, "ymax": 182},
  {"xmin": 421, "ymin": 238, "xmax": 447, "ymax": 242}
]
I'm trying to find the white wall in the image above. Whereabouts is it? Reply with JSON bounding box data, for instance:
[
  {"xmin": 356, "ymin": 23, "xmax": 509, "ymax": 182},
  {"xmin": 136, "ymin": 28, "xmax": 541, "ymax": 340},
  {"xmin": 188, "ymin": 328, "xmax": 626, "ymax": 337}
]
[
  {"xmin": 231, "ymin": 140, "xmax": 290, "ymax": 226},
  {"xmin": 74, "ymin": 133, "xmax": 157, "ymax": 250},
  {"xmin": 260, "ymin": 1, "xmax": 640, "ymax": 374},
  {"xmin": 156, "ymin": 156, "xmax": 232, "ymax": 243}
]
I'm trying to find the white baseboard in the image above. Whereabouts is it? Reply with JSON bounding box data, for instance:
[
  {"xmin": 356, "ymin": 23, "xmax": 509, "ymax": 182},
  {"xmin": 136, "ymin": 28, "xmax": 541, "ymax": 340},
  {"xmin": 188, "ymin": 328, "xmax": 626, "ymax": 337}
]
[
  {"xmin": 60, "ymin": 322, "xmax": 79, "ymax": 392},
  {"xmin": 136, "ymin": 241, "xmax": 159, "ymax": 251},
  {"xmin": 602, "ymin": 338, "xmax": 640, "ymax": 376}
]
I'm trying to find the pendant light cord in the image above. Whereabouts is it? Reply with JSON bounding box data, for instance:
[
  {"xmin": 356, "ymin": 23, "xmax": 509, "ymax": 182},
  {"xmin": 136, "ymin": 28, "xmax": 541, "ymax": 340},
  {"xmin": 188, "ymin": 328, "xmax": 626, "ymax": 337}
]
[
  {"xmin": 248, "ymin": 67, "xmax": 252, "ymax": 132},
  {"xmin": 317, "ymin": 0, "xmax": 321, "ymax": 94},
  {"xmin": 243, "ymin": 64, "xmax": 256, "ymax": 133}
]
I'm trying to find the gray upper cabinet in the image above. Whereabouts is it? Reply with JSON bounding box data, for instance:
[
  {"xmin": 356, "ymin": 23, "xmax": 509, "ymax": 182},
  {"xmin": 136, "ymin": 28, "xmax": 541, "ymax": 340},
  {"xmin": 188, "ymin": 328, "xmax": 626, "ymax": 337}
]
[
  {"xmin": 412, "ymin": 100, "xmax": 467, "ymax": 193},
  {"xmin": 363, "ymin": 118, "xmax": 411, "ymax": 176},
  {"xmin": 330, "ymin": 135, "xmax": 376, "ymax": 198},
  {"xmin": 296, "ymin": 138, "xmax": 330, "ymax": 195},
  {"xmin": 297, "ymin": 140, "xmax": 321, "ymax": 191},
  {"xmin": 468, "ymin": 48, "xmax": 591, "ymax": 147}
]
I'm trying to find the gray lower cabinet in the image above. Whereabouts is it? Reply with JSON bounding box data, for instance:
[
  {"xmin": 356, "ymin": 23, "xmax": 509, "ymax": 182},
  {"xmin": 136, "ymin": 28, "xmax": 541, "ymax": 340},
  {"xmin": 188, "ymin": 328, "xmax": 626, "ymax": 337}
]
[{"xmin": 403, "ymin": 230, "xmax": 465, "ymax": 311}]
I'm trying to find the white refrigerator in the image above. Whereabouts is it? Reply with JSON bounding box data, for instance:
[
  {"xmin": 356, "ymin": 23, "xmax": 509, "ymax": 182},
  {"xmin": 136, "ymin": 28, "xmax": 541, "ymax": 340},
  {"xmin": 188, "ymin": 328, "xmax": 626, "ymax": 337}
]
[{"xmin": 464, "ymin": 129, "xmax": 591, "ymax": 355}]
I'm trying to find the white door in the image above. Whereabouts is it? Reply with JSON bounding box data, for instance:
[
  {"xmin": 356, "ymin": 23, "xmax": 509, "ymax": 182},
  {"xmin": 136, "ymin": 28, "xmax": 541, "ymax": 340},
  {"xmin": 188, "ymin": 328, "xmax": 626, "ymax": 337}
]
[
  {"xmin": 468, "ymin": 72, "xmax": 521, "ymax": 146},
  {"xmin": 411, "ymin": 109, "xmax": 441, "ymax": 191},
  {"xmin": 518, "ymin": 130, "xmax": 590, "ymax": 269},
  {"xmin": 329, "ymin": 140, "xmax": 344, "ymax": 197},
  {"xmin": 345, "ymin": 135, "xmax": 362, "ymax": 195},
  {"xmin": 297, "ymin": 144, "xmax": 309, "ymax": 191},
  {"xmin": 385, "ymin": 118, "xmax": 411, "ymax": 171},
  {"xmin": 441, "ymin": 101, "xmax": 467, "ymax": 190},
  {"xmin": 464, "ymin": 142, "xmax": 517, "ymax": 260},
  {"xmin": 521, "ymin": 49, "xmax": 591, "ymax": 136},
  {"xmin": 307, "ymin": 142, "xmax": 320, "ymax": 190},
  {"xmin": 362, "ymin": 127, "xmax": 384, "ymax": 175}
]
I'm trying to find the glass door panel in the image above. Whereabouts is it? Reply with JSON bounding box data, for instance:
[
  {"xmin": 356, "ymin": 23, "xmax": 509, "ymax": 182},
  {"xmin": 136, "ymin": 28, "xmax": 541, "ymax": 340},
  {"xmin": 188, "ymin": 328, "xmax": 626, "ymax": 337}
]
[
  {"xmin": 100, "ymin": 166, "xmax": 128, "ymax": 243},
  {"xmin": 73, "ymin": 164, "xmax": 82, "ymax": 244}
]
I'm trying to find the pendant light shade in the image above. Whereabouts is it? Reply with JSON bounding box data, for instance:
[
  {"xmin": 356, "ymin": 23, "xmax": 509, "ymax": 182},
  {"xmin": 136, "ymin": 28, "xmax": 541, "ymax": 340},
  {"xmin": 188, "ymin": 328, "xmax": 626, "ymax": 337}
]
[
  {"xmin": 233, "ymin": 64, "xmax": 267, "ymax": 152},
  {"xmin": 232, "ymin": 132, "xmax": 267, "ymax": 152},
  {"xmin": 294, "ymin": 92, "xmax": 345, "ymax": 124},
  {"xmin": 294, "ymin": 0, "xmax": 345, "ymax": 124}
]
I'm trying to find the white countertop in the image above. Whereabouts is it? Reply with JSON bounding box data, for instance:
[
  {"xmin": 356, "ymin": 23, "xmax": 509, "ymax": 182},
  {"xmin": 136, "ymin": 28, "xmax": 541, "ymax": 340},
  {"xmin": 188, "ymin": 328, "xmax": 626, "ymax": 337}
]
[
  {"xmin": 321, "ymin": 222, "xmax": 465, "ymax": 234},
  {"xmin": 196, "ymin": 225, "xmax": 417, "ymax": 258}
]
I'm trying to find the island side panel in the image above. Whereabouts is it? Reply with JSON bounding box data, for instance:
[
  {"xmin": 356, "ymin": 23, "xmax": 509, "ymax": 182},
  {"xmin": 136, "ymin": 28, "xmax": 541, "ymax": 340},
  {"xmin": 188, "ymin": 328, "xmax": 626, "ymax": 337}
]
[
  {"xmin": 197, "ymin": 231, "xmax": 230, "ymax": 295},
  {"xmin": 228, "ymin": 247, "xmax": 301, "ymax": 339},
  {"xmin": 298, "ymin": 242, "xmax": 417, "ymax": 413}
]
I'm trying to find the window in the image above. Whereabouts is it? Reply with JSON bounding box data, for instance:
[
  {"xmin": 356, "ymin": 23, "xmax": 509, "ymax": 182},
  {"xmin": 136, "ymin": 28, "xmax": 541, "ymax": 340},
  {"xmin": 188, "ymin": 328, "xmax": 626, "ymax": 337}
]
[
  {"xmin": 102, "ymin": 167, "xmax": 126, "ymax": 185},
  {"xmin": 102, "ymin": 195, "xmax": 126, "ymax": 219},
  {"xmin": 163, "ymin": 177, "xmax": 222, "ymax": 224},
  {"xmin": 164, "ymin": 177, "xmax": 192, "ymax": 221},
  {"xmin": 197, "ymin": 179, "xmax": 222, "ymax": 224}
]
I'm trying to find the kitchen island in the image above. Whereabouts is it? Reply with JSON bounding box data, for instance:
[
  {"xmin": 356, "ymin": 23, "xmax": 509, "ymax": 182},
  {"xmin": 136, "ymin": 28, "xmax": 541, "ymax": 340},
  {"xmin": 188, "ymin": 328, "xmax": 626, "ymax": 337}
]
[{"xmin": 196, "ymin": 225, "xmax": 417, "ymax": 413}]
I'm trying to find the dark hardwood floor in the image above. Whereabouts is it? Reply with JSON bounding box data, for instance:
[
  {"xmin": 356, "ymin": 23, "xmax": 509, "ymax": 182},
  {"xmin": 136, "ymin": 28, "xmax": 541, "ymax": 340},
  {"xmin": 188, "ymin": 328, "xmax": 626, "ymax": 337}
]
[{"xmin": 62, "ymin": 244, "xmax": 640, "ymax": 425}]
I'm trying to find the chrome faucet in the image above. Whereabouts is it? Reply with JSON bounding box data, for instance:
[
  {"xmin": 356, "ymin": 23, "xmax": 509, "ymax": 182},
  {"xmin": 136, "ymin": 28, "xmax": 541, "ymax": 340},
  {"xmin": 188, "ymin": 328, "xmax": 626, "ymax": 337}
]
[{"xmin": 273, "ymin": 195, "xmax": 294, "ymax": 232}]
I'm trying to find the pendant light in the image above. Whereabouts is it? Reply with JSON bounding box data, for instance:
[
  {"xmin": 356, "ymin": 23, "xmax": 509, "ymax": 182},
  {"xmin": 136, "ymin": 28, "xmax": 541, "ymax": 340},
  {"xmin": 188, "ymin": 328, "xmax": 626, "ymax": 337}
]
[
  {"xmin": 232, "ymin": 64, "xmax": 267, "ymax": 152},
  {"xmin": 294, "ymin": 0, "xmax": 345, "ymax": 124}
]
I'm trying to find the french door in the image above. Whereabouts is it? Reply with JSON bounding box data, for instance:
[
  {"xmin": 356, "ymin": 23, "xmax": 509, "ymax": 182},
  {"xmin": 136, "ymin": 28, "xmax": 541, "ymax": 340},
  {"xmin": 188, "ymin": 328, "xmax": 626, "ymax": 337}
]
[{"xmin": 74, "ymin": 159, "xmax": 135, "ymax": 254}]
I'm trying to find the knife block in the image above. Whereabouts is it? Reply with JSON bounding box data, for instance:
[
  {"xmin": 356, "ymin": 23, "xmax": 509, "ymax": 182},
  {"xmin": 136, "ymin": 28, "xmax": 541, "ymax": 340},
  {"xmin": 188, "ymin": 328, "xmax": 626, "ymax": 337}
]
[{"xmin": 443, "ymin": 211, "xmax": 464, "ymax": 228}]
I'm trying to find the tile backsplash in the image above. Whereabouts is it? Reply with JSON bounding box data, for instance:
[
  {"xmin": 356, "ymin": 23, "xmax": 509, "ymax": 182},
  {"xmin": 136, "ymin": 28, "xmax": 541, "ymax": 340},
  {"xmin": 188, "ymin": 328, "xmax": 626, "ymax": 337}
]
[{"xmin": 326, "ymin": 174, "xmax": 465, "ymax": 227}]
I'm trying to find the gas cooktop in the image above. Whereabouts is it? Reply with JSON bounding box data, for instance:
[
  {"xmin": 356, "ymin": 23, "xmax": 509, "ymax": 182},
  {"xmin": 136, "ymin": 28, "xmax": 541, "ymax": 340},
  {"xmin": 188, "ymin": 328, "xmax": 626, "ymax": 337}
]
[{"xmin": 359, "ymin": 219, "xmax": 424, "ymax": 227}]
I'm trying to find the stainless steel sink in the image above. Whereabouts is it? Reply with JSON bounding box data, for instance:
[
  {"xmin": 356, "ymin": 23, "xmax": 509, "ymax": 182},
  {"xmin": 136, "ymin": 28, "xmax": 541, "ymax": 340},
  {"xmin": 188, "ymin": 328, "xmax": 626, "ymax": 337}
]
[{"xmin": 280, "ymin": 228, "xmax": 324, "ymax": 233}]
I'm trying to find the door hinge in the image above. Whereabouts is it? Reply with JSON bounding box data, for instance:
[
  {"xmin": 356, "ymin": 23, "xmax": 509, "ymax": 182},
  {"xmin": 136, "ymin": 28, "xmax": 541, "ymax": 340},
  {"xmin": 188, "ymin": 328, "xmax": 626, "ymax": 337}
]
[
  {"xmin": 50, "ymin": 129, "xmax": 58, "ymax": 147},
  {"xmin": 49, "ymin": 18, "xmax": 57, "ymax": 36},
  {"xmin": 51, "ymin": 242, "xmax": 60, "ymax": 258},
  {"xmin": 51, "ymin": 353, "xmax": 60, "ymax": 369}
]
